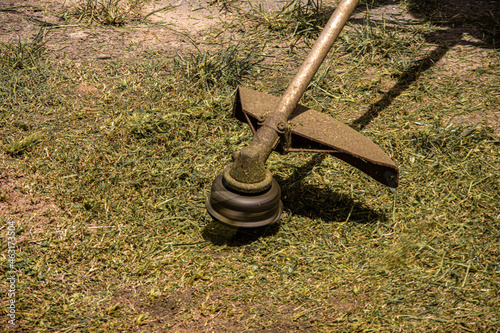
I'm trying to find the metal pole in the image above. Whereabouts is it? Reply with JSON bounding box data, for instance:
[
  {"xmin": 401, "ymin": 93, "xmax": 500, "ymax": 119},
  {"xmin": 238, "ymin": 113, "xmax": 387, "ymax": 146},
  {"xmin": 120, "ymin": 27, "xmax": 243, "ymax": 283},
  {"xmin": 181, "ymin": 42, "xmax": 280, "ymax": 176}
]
[{"xmin": 268, "ymin": 0, "xmax": 359, "ymax": 129}]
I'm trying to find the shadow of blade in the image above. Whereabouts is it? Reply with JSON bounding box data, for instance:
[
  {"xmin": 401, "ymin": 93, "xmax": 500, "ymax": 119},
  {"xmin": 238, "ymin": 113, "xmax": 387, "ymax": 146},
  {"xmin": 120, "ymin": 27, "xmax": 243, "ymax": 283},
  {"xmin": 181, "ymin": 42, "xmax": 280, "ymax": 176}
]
[
  {"xmin": 347, "ymin": 0, "xmax": 498, "ymax": 130},
  {"xmin": 405, "ymin": 0, "xmax": 499, "ymax": 49},
  {"xmin": 201, "ymin": 219, "xmax": 280, "ymax": 246},
  {"xmin": 350, "ymin": 44, "xmax": 450, "ymax": 130},
  {"xmin": 275, "ymin": 153, "xmax": 387, "ymax": 223},
  {"xmin": 362, "ymin": 0, "xmax": 499, "ymax": 49}
]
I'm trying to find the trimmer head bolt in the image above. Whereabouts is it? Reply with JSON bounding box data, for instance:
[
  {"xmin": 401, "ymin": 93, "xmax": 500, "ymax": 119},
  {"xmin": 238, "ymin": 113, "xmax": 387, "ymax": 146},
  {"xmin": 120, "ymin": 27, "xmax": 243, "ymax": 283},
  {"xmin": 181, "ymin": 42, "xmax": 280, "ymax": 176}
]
[{"xmin": 277, "ymin": 122, "xmax": 287, "ymax": 132}]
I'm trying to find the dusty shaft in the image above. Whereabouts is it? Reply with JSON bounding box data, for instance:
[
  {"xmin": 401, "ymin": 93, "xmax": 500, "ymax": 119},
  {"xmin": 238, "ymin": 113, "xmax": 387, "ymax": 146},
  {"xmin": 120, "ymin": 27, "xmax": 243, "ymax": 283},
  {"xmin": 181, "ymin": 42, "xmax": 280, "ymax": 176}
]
[{"xmin": 267, "ymin": 0, "xmax": 359, "ymax": 131}]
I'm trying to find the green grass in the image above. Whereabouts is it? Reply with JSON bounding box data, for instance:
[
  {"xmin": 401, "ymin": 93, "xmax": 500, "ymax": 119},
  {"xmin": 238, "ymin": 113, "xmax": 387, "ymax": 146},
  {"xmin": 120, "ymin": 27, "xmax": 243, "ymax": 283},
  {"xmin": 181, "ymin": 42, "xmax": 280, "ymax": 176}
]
[
  {"xmin": 0, "ymin": 27, "xmax": 47, "ymax": 69},
  {"xmin": 340, "ymin": 14, "xmax": 426, "ymax": 62},
  {"xmin": 69, "ymin": 0, "xmax": 151, "ymax": 26},
  {"xmin": 173, "ymin": 40, "xmax": 265, "ymax": 91},
  {"xmin": 1, "ymin": 133, "xmax": 44, "ymax": 157},
  {"xmin": 0, "ymin": 0, "xmax": 499, "ymax": 331},
  {"xmin": 206, "ymin": 0, "xmax": 241, "ymax": 12},
  {"xmin": 244, "ymin": 0, "xmax": 331, "ymax": 42}
]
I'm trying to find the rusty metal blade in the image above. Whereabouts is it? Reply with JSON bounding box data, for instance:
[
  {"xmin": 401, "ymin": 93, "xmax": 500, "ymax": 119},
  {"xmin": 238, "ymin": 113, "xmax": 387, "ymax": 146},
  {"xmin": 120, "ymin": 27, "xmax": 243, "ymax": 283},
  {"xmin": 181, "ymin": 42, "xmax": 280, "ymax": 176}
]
[{"xmin": 233, "ymin": 87, "xmax": 399, "ymax": 188}]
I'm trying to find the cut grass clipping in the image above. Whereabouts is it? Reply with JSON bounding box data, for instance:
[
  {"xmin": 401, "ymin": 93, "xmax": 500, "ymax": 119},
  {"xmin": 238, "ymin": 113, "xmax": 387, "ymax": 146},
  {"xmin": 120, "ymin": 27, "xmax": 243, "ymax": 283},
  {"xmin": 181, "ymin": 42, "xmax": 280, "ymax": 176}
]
[
  {"xmin": 341, "ymin": 13, "xmax": 425, "ymax": 62},
  {"xmin": 0, "ymin": 1, "xmax": 499, "ymax": 332},
  {"xmin": 1, "ymin": 133, "xmax": 43, "ymax": 157}
]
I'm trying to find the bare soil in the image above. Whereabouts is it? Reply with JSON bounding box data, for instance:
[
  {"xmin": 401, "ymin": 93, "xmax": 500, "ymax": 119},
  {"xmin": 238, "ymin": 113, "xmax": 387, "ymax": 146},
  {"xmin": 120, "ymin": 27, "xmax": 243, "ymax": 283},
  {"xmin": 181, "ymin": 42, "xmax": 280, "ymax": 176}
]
[
  {"xmin": 0, "ymin": 0, "xmax": 232, "ymax": 60},
  {"xmin": 0, "ymin": 164, "xmax": 60, "ymax": 235}
]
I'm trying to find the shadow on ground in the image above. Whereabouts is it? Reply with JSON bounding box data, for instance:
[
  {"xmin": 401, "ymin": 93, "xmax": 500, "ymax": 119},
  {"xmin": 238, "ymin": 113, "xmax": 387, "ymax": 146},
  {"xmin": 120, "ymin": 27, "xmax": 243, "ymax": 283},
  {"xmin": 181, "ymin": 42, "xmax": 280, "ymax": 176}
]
[
  {"xmin": 202, "ymin": 0, "xmax": 496, "ymax": 245},
  {"xmin": 202, "ymin": 220, "xmax": 281, "ymax": 246},
  {"xmin": 202, "ymin": 153, "xmax": 387, "ymax": 246},
  {"xmin": 275, "ymin": 153, "xmax": 387, "ymax": 223},
  {"xmin": 349, "ymin": 0, "xmax": 499, "ymax": 129},
  {"xmin": 363, "ymin": 0, "xmax": 498, "ymax": 48}
]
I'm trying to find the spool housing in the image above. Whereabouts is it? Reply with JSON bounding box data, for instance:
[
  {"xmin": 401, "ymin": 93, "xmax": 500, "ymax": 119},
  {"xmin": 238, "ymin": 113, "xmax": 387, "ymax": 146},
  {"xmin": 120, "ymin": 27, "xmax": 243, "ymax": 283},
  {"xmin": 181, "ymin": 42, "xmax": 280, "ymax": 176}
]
[{"xmin": 206, "ymin": 174, "xmax": 283, "ymax": 228}]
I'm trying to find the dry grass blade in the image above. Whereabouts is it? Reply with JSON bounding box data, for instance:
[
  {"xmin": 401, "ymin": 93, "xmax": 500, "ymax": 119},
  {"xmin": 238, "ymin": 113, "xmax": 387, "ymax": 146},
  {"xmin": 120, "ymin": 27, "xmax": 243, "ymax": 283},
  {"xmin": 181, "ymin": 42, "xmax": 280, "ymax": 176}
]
[
  {"xmin": 0, "ymin": 0, "xmax": 499, "ymax": 332},
  {"xmin": 70, "ymin": 0, "xmax": 150, "ymax": 25},
  {"xmin": 173, "ymin": 39, "xmax": 265, "ymax": 91},
  {"xmin": 1, "ymin": 133, "xmax": 43, "ymax": 156}
]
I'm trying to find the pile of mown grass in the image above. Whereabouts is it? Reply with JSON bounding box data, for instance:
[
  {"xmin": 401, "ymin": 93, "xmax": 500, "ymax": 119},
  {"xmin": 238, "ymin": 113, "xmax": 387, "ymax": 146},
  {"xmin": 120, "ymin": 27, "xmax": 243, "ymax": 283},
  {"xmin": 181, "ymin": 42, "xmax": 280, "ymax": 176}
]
[{"xmin": 1, "ymin": 0, "xmax": 499, "ymax": 332}]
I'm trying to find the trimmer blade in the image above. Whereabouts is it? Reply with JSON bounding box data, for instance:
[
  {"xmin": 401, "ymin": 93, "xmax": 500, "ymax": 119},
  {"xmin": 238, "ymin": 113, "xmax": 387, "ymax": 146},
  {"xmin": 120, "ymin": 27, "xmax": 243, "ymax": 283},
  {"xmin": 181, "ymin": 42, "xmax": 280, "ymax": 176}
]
[{"xmin": 233, "ymin": 87, "xmax": 399, "ymax": 188}]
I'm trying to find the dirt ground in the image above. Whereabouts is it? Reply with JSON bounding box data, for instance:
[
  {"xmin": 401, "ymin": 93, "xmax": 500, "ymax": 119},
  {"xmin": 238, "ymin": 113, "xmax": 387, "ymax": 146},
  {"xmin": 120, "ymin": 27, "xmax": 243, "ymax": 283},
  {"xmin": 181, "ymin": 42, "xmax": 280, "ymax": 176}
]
[
  {"xmin": 1, "ymin": 0, "xmax": 213, "ymax": 60},
  {"xmin": 0, "ymin": 0, "xmax": 495, "ymax": 57},
  {"xmin": 0, "ymin": 0, "xmax": 279, "ymax": 60}
]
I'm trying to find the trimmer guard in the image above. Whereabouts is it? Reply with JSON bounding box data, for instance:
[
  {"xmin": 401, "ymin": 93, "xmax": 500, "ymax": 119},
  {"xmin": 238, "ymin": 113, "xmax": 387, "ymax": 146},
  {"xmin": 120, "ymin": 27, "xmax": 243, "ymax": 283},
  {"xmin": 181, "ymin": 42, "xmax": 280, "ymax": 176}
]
[{"xmin": 233, "ymin": 87, "xmax": 399, "ymax": 188}]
